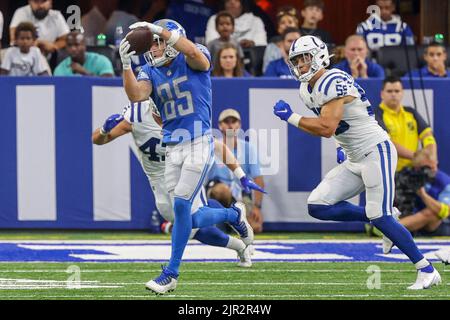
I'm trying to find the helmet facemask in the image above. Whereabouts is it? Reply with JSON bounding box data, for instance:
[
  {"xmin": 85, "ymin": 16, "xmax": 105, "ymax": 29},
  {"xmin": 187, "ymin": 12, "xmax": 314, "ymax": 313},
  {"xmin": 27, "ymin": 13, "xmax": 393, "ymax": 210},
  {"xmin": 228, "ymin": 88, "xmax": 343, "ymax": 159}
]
[
  {"xmin": 144, "ymin": 35, "xmax": 180, "ymax": 67},
  {"xmin": 288, "ymin": 51, "xmax": 319, "ymax": 82}
]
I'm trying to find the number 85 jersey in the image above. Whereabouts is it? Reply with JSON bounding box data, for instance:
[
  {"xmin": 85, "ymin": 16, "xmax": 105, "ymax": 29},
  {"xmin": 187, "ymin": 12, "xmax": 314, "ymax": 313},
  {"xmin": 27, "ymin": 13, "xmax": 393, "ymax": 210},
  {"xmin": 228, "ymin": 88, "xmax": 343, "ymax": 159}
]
[
  {"xmin": 137, "ymin": 44, "xmax": 212, "ymax": 145},
  {"xmin": 299, "ymin": 68, "xmax": 389, "ymax": 161}
]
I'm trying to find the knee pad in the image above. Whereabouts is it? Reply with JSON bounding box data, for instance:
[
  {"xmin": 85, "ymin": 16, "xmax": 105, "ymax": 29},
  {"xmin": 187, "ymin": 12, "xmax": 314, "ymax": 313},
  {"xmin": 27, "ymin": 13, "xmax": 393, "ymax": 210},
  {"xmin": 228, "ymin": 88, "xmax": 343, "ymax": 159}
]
[
  {"xmin": 365, "ymin": 200, "xmax": 383, "ymax": 220},
  {"xmin": 156, "ymin": 201, "xmax": 174, "ymax": 222},
  {"xmin": 307, "ymin": 186, "xmax": 332, "ymax": 205}
]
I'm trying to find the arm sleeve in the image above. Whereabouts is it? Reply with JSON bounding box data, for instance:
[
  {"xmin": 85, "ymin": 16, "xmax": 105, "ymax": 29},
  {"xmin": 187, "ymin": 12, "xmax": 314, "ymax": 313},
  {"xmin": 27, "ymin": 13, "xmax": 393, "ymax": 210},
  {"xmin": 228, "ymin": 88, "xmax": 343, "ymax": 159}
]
[
  {"xmin": 137, "ymin": 65, "xmax": 152, "ymax": 82},
  {"xmin": 55, "ymin": 11, "xmax": 70, "ymax": 38},
  {"xmin": 205, "ymin": 15, "xmax": 219, "ymax": 45},
  {"xmin": 249, "ymin": 16, "xmax": 267, "ymax": 46},
  {"xmin": 0, "ymin": 49, "xmax": 12, "ymax": 71},
  {"xmin": 9, "ymin": 8, "xmax": 25, "ymax": 28},
  {"xmin": 96, "ymin": 55, "xmax": 114, "ymax": 75},
  {"xmin": 411, "ymin": 109, "xmax": 430, "ymax": 135},
  {"xmin": 246, "ymin": 143, "xmax": 261, "ymax": 178}
]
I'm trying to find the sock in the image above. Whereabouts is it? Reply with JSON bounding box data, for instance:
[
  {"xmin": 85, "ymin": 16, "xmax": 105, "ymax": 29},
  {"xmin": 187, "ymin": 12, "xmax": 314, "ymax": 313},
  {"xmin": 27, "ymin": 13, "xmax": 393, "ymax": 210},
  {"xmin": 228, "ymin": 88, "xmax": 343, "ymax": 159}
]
[
  {"xmin": 193, "ymin": 226, "xmax": 229, "ymax": 247},
  {"xmin": 191, "ymin": 206, "xmax": 239, "ymax": 229},
  {"xmin": 308, "ymin": 202, "xmax": 370, "ymax": 222},
  {"xmin": 167, "ymin": 197, "xmax": 192, "ymax": 275},
  {"xmin": 226, "ymin": 236, "xmax": 246, "ymax": 252},
  {"xmin": 207, "ymin": 198, "xmax": 225, "ymax": 209},
  {"xmin": 372, "ymin": 215, "xmax": 425, "ymax": 265}
]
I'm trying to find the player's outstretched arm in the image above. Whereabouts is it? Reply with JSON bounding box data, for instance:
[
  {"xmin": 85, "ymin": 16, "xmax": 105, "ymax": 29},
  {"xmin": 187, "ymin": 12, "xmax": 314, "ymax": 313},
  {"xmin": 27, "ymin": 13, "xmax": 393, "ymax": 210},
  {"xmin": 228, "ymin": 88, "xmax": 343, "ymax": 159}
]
[
  {"xmin": 92, "ymin": 114, "xmax": 132, "ymax": 145},
  {"xmin": 273, "ymin": 98, "xmax": 346, "ymax": 138},
  {"xmin": 213, "ymin": 139, "xmax": 266, "ymax": 194},
  {"xmin": 130, "ymin": 22, "xmax": 210, "ymax": 72},
  {"xmin": 119, "ymin": 38, "xmax": 152, "ymax": 102}
]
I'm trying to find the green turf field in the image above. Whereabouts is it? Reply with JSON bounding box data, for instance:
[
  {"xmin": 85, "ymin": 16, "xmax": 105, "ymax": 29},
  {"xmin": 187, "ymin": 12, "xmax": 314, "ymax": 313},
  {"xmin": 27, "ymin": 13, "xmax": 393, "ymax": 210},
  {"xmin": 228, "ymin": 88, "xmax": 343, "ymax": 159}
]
[
  {"xmin": 0, "ymin": 231, "xmax": 448, "ymax": 300},
  {"xmin": 0, "ymin": 262, "xmax": 448, "ymax": 300}
]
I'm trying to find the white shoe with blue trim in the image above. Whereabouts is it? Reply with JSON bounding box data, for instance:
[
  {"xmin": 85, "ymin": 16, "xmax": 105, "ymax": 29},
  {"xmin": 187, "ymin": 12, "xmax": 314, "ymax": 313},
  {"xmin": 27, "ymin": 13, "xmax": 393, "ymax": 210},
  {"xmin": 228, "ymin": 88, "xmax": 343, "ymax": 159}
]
[
  {"xmin": 407, "ymin": 268, "xmax": 441, "ymax": 290},
  {"xmin": 237, "ymin": 245, "xmax": 252, "ymax": 268},
  {"xmin": 229, "ymin": 201, "xmax": 254, "ymax": 246},
  {"xmin": 145, "ymin": 266, "xmax": 178, "ymax": 295}
]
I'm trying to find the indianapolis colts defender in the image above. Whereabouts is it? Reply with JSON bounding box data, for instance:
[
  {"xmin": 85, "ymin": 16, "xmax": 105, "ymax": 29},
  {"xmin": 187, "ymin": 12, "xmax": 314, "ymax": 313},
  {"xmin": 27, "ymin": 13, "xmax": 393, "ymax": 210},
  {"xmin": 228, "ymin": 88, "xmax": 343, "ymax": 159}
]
[
  {"xmin": 92, "ymin": 99, "xmax": 260, "ymax": 270},
  {"xmin": 273, "ymin": 35, "xmax": 441, "ymax": 290},
  {"xmin": 119, "ymin": 19, "xmax": 254, "ymax": 294}
]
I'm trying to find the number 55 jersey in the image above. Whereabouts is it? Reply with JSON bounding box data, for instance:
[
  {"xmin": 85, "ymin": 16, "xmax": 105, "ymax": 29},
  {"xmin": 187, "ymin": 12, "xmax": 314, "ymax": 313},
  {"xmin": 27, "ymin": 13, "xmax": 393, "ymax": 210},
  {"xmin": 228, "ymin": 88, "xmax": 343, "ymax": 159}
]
[{"xmin": 299, "ymin": 68, "xmax": 389, "ymax": 162}]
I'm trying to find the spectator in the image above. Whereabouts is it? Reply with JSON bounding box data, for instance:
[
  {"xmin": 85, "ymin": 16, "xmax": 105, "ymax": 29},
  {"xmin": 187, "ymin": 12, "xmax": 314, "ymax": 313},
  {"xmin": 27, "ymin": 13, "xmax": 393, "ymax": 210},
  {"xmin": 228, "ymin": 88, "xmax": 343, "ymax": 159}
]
[
  {"xmin": 207, "ymin": 11, "xmax": 244, "ymax": 63},
  {"xmin": 374, "ymin": 76, "xmax": 437, "ymax": 172},
  {"xmin": 54, "ymin": 31, "xmax": 114, "ymax": 77},
  {"xmin": 404, "ymin": 42, "xmax": 449, "ymax": 78},
  {"xmin": 398, "ymin": 149, "xmax": 450, "ymax": 236},
  {"xmin": 208, "ymin": 108, "xmax": 265, "ymax": 233},
  {"xmin": 334, "ymin": 35, "xmax": 385, "ymax": 79},
  {"xmin": 205, "ymin": 0, "xmax": 267, "ymax": 48},
  {"xmin": 299, "ymin": 0, "xmax": 333, "ymax": 44},
  {"xmin": 356, "ymin": 0, "xmax": 414, "ymax": 51},
  {"xmin": 9, "ymin": 0, "xmax": 70, "ymax": 57},
  {"xmin": 103, "ymin": 0, "xmax": 139, "ymax": 46},
  {"xmin": 0, "ymin": 22, "xmax": 49, "ymax": 76},
  {"xmin": 262, "ymin": 5, "xmax": 299, "ymax": 73},
  {"xmin": 263, "ymin": 28, "xmax": 300, "ymax": 78},
  {"xmin": 212, "ymin": 43, "xmax": 250, "ymax": 77},
  {"xmin": 81, "ymin": 0, "xmax": 118, "ymax": 45}
]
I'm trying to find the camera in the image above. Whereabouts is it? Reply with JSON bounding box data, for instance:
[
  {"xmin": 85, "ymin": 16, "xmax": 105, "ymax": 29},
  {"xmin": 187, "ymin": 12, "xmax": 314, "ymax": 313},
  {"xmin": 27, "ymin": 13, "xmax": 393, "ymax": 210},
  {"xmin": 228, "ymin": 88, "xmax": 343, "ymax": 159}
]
[{"xmin": 395, "ymin": 166, "xmax": 434, "ymax": 216}]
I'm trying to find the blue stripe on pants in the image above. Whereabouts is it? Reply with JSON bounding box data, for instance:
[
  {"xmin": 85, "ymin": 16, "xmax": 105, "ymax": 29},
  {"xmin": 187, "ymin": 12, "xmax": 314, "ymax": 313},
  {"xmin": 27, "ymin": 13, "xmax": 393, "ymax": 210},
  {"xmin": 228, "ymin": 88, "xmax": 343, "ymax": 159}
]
[
  {"xmin": 384, "ymin": 140, "xmax": 394, "ymax": 214},
  {"xmin": 377, "ymin": 143, "xmax": 388, "ymax": 215}
]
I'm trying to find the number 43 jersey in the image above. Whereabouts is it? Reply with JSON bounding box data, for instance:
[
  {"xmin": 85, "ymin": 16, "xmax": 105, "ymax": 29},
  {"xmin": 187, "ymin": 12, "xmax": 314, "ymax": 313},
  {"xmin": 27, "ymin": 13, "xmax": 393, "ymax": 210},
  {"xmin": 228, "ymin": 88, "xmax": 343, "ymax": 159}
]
[
  {"xmin": 137, "ymin": 44, "xmax": 212, "ymax": 145},
  {"xmin": 122, "ymin": 99, "xmax": 166, "ymax": 177},
  {"xmin": 299, "ymin": 68, "xmax": 389, "ymax": 161}
]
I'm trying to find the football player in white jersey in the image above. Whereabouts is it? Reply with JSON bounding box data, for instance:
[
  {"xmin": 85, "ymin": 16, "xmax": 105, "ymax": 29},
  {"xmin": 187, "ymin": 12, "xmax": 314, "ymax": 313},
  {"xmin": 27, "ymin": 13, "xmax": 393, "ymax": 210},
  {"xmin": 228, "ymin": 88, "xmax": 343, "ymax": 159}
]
[
  {"xmin": 92, "ymin": 100, "xmax": 265, "ymax": 273},
  {"xmin": 273, "ymin": 35, "xmax": 441, "ymax": 290}
]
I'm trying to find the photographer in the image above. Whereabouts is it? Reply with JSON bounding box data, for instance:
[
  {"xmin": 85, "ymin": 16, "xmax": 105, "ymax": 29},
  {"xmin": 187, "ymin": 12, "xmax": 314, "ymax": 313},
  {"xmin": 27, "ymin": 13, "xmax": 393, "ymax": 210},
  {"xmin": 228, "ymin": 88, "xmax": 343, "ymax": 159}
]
[{"xmin": 398, "ymin": 149, "xmax": 450, "ymax": 235}]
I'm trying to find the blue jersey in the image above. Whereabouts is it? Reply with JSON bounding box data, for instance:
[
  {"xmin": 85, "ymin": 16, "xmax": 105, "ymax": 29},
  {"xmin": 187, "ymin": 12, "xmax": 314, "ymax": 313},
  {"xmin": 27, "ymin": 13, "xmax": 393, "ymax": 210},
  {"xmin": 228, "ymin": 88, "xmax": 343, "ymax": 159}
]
[
  {"xmin": 333, "ymin": 58, "xmax": 385, "ymax": 79},
  {"xmin": 357, "ymin": 15, "xmax": 414, "ymax": 51},
  {"xmin": 137, "ymin": 44, "xmax": 212, "ymax": 144},
  {"xmin": 404, "ymin": 66, "xmax": 450, "ymax": 78},
  {"xmin": 263, "ymin": 58, "xmax": 294, "ymax": 79},
  {"xmin": 416, "ymin": 170, "xmax": 450, "ymax": 212}
]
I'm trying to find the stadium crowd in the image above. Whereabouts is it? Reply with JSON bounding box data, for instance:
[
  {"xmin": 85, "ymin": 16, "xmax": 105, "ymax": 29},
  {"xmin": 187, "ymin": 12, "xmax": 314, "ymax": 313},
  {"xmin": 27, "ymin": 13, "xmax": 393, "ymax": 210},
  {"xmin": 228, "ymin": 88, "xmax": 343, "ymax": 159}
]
[{"xmin": 0, "ymin": 0, "xmax": 448, "ymax": 236}]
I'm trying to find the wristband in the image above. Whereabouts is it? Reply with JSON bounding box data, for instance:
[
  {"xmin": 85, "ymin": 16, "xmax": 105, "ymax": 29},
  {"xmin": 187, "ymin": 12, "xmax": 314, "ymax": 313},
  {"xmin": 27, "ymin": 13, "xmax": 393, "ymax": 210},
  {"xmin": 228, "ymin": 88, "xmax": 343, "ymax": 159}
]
[
  {"xmin": 287, "ymin": 113, "xmax": 303, "ymax": 127},
  {"xmin": 166, "ymin": 31, "xmax": 181, "ymax": 46},
  {"xmin": 233, "ymin": 167, "xmax": 246, "ymax": 180},
  {"xmin": 438, "ymin": 203, "xmax": 449, "ymax": 219}
]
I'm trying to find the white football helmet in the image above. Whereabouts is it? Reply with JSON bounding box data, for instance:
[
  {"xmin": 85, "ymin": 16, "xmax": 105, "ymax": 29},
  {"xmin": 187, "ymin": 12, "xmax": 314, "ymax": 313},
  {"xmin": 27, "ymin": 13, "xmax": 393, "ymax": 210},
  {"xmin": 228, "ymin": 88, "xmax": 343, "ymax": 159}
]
[
  {"xmin": 144, "ymin": 19, "xmax": 186, "ymax": 67},
  {"xmin": 288, "ymin": 35, "xmax": 332, "ymax": 82}
]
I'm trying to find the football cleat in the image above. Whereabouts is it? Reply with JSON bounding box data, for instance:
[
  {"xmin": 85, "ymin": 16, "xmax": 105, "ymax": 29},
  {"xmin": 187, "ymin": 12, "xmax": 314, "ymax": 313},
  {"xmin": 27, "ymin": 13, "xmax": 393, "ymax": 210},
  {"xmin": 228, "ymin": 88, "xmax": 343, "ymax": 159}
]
[
  {"xmin": 237, "ymin": 245, "xmax": 252, "ymax": 268},
  {"xmin": 435, "ymin": 250, "xmax": 450, "ymax": 265},
  {"xmin": 382, "ymin": 207, "xmax": 401, "ymax": 254},
  {"xmin": 229, "ymin": 201, "xmax": 254, "ymax": 246},
  {"xmin": 407, "ymin": 267, "xmax": 441, "ymax": 290},
  {"xmin": 145, "ymin": 266, "xmax": 178, "ymax": 295}
]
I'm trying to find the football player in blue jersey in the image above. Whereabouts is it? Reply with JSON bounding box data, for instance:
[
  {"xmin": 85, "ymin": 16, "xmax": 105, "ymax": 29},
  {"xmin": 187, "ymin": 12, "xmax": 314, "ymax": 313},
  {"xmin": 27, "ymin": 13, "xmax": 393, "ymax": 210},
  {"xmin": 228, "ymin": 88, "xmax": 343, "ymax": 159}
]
[{"xmin": 119, "ymin": 19, "xmax": 259, "ymax": 294}]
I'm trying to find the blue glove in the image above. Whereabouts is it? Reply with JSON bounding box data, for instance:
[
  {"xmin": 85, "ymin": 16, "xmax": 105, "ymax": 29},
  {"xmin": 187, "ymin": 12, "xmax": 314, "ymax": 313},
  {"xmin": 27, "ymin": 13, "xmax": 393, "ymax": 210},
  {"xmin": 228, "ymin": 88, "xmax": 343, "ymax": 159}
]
[
  {"xmin": 240, "ymin": 176, "xmax": 267, "ymax": 194},
  {"xmin": 337, "ymin": 147, "xmax": 346, "ymax": 164},
  {"xmin": 101, "ymin": 114, "xmax": 124, "ymax": 134},
  {"xmin": 273, "ymin": 100, "xmax": 293, "ymax": 121}
]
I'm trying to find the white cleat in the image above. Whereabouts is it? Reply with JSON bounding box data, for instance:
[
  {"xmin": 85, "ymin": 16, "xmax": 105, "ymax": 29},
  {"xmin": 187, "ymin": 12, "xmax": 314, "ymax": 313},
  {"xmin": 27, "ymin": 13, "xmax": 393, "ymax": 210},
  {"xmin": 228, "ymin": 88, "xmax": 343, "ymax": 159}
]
[
  {"xmin": 145, "ymin": 267, "xmax": 178, "ymax": 295},
  {"xmin": 382, "ymin": 207, "xmax": 401, "ymax": 254},
  {"xmin": 230, "ymin": 201, "xmax": 254, "ymax": 246},
  {"xmin": 237, "ymin": 245, "xmax": 252, "ymax": 268},
  {"xmin": 407, "ymin": 268, "xmax": 442, "ymax": 290}
]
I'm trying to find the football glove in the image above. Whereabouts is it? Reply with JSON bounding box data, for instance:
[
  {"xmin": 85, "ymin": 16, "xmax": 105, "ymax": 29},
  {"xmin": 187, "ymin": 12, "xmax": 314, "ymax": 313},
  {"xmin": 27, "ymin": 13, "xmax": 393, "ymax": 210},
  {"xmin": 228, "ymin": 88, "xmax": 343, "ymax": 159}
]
[
  {"xmin": 337, "ymin": 147, "xmax": 347, "ymax": 164},
  {"xmin": 119, "ymin": 38, "xmax": 136, "ymax": 70},
  {"xmin": 129, "ymin": 22, "xmax": 163, "ymax": 35},
  {"xmin": 101, "ymin": 114, "xmax": 124, "ymax": 135},
  {"xmin": 240, "ymin": 176, "xmax": 267, "ymax": 194},
  {"xmin": 273, "ymin": 100, "xmax": 293, "ymax": 121}
]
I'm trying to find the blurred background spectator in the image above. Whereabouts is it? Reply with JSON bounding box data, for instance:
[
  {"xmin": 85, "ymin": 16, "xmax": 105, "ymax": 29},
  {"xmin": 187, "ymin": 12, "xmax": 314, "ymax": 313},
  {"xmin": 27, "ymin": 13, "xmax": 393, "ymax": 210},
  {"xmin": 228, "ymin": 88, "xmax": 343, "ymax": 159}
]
[
  {"xmin": 54, "ymin": 31, "xmax": 114, "ymax": 77},
  {"xmin": 207, "ymin": 11, "xmax": 244, "ymax": 63},
  {"xmin": 334, "ymin": 35, "xmax": 385, "ymax": 79},
  {"xmin": 208, "ymin": 108, "xmax": 265, "ymax": 233},
  {"xmin": 262, "ymin": 5, "xmax": 299, "ymax": 73},
  {"xmin": 81, "ymin": 0, "xmax": 116, "ymax": 45},
  {"xmin": 205, "ymin": 0, "xmax": 267, "ymax": 48},
  {"xmin": 103, "ymin": 1, "xmax": 139, "ymax": 46},
  {"xmin": 9, "ymin": 0, "xmax": 69, "ymax": 59},
  {"xmin": 300, "ymin": 0, "xmax": 333, "ymax": 44},
  {"xmin": 263, "ymin": 27, "xmax": 300, "ymax": 78},
  {"xmin": 0, "ymin": 21, "xmax": 49, "ymax": 76},
  {"xmin": 212, "ymin": 43, "xmax": 250, "ymax": 77},
  {"xmin": 356, "ymin": 0, "xmax": 414, "ymax": 51},
  {"xmin": 403, "ymin": 42, "xmax": 449, "ymax": 78}
]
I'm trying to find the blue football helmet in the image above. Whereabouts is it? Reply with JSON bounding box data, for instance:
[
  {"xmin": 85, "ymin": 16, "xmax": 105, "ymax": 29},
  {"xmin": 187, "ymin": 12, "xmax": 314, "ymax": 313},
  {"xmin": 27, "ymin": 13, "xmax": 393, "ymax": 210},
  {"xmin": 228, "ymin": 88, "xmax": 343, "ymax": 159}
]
[{"xmin": 144, "ymin": 19, "xmax": 186, "ymax": 67}]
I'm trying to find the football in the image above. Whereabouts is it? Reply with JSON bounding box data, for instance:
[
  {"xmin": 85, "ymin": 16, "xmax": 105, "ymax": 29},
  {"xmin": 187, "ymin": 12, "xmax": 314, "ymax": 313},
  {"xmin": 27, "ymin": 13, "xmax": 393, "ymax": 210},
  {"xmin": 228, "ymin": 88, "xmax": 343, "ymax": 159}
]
[{"xmin": 126, "ymin": 27, "xmax": 153, "ymax": 55}]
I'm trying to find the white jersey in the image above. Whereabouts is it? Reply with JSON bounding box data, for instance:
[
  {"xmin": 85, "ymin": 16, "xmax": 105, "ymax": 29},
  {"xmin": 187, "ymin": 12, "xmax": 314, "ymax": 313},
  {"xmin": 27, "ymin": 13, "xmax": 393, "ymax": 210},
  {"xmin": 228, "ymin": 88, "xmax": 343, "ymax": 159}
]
[
  {"xmin": 122, "ymin": 100, "xmax": 166, "ymax": 178},
  {"xmin": 299, "ymin": 68, "xmax": 389, "ymax": 161}
]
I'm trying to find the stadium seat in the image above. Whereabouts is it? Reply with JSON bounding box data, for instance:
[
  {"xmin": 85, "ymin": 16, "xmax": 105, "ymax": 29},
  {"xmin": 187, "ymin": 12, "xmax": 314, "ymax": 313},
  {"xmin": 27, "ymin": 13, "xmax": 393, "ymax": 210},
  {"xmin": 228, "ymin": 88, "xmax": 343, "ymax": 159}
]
[
  {"xmin": 378, "ymin": 45, "xmax": 450, "ymax": 77},
  {"xmin": 243, "ymin": 46, "xmax": 266, "ymax": 76}
]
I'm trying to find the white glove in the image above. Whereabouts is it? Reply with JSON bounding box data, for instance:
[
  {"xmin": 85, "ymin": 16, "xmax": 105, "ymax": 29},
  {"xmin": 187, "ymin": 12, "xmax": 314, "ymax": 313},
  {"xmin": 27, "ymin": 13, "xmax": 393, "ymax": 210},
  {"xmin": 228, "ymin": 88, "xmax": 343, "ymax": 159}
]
[
  {"xmin": 119, "ymin": 38, "xmax": 135, "ymax": 70},
  {"xmin": 129, "ymin": 21, "xmax": 163, "ymax": 35}
]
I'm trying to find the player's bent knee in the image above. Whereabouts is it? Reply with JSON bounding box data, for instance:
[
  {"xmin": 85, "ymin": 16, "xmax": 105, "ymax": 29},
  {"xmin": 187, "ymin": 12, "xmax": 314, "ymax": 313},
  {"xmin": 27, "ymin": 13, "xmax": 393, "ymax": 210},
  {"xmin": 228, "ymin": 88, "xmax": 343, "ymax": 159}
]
[
  {"xmin": 307, "ymin": 204, "xmax": 333, "ymax": 221},
  {"xmin": 307, "ymin": 188, "xmax": 332, "ymax": 206},
  {"xmin": 156, "ymin": 202, "xmax": 174, "ymax": 222},
  {"xmin": 209, "ymin": 183, "xmax": 233, "ymax": 207}
]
